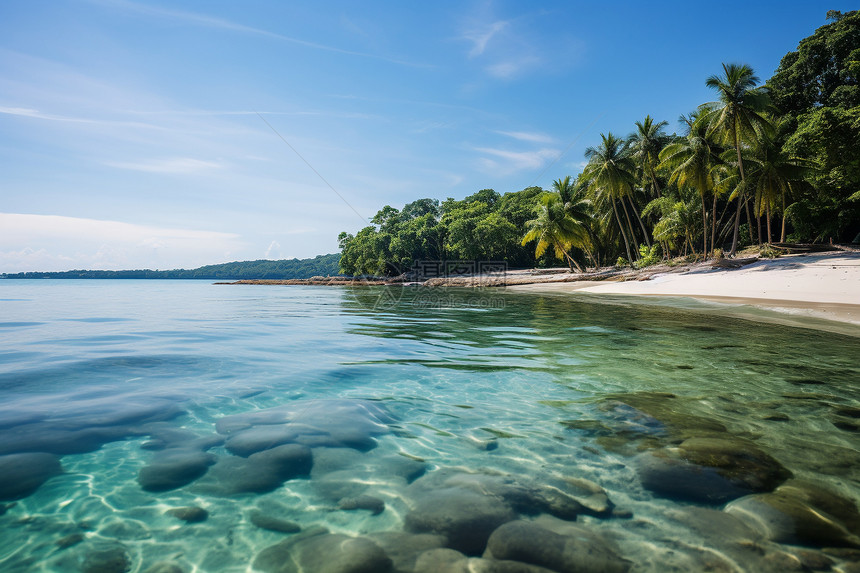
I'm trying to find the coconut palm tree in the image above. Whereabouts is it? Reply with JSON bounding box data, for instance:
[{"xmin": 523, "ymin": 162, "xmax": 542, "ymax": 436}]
[
  {"xmin": 522, "ymin": 191, "xmax": 589, "ymax": 272},
  {"xmin": 703, "ymin": 63, "xmax": 772, "ymax": 255},
  {"xmin": 628, "ymin": 115, "xmax": 670, "ymax": 199},
  {"xmin": 746, "ymin": 128, "xmax": 815, "ymax": 243},
  {"xmin": 658, "ymin": 112, "xmax": 723, "ymax": 255},
  {"xmin": 581, "ymin": 133, "xmax": 644, "ymax": 263}
]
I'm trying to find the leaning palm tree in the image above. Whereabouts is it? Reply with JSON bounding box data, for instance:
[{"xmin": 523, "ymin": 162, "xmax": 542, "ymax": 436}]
[
  {"xmin": 522, "ymin": 191, "xmax": 589, "ymax": 272},
  {"xmin": 703, "ymin": 63, "xmax": 772, "ymax": 255},
  {"xmin": 628, "ymin": 115, "xmax": 670, "ymax": 199},
  {"xmin": 581, "ymin": 133, "xmax": 645, "ymax": 263},
  {"xmin": 658, "ymin": 112, "xmax": 723, "ymax": 255}
]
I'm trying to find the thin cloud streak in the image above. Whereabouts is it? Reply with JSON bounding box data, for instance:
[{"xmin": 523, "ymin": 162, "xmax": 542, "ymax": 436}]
[
  {"xmin": 496, "ymin": 130, "xmax": 556, "ymax": 144},
  {"xmin": 92, "ymin": 0, "xmax": 432, "ymax": 68},
  {"xmin": 105, "ymin": 158, "xmax": 222, "ymax": 174}
]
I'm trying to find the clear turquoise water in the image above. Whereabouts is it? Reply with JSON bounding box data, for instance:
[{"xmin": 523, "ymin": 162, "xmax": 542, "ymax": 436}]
[{"xmin": 0, "ymin": 280, "xmax": 858, "ymax": 572}]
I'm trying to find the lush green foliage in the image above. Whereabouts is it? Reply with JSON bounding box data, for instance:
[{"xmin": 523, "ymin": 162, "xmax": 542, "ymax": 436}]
[
  {"xmin": 338, "ymin": 189, "xmax": 548, "ymax": 276},
  {"xmin": 767, "ymin": 10, "xmax": 860, "ymax": 242},
  {"xmin": 2, "ymin": 254, "xmax": 342, "ymax": 280},
  {"xmin": 338, "ymin": 12, "xmax": 859, "ymax": 274}
]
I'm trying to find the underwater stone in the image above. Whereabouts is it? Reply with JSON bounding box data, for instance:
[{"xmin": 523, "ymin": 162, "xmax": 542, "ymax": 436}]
[
  {"xmin": 101, "ymin": 519, "xmax": 152, "ymax": 539},
  {"xmin": 198, "ymin": 443, "xmax": 312, "ymax": 495},
  {"xmin": 0, "ymin": 402, "xmax": 183, "ymax": 456},
  {"xmin": 0, "ymin": 452, "xmax": 62, "ymax": 501},
  {"xmin": 413, "ymin": 548, "xmax": 556, "ymax": 573},
  {"xmin": 216, "ymin": 399, "xmax": 392, "ymax": 455},
  {"xmin": 484, "ymin": 520, "xmax": 632, "ymax": 573},
  {"xmin": 253, "ymin": 529, "xmax": 392, "ymax": 573},
  {"xmin": 636, "ymin": 437, "xmax": 792, "ymax": 504},
  {"xmin": 725, "ymin": 480, "xmax": 860, "ymax": 548},
  {"xmin": 142, "ymin": 563, "xmax": 184, "ymax": 573},
  {"xmin": 166, "ymin": 506, "xmax": 209, "ymax": 523},
  {"xmin": 367, "ymin": 532, "xmax": 447, "ymax": 572},
  {"xmin": 338, "ymin": 495, "xmax": 385, "ymax": 515},
  {"xmin": 137, "ymin": 449, "xmax": 216, "ymax": 492},
  {"xmin": 404, "ymin": 487, "xmax": 517, "ymax": 555},
  {"xmin": 82, "ymin": 544, "xmax": 132, "ymax": 573},
  {"xmin": 250, "ymin": 511, "xmax": 301, "ymax": 533},
  {"xmin": 55, "ymin": 532, "xmax": 85, "ymax": 549}
]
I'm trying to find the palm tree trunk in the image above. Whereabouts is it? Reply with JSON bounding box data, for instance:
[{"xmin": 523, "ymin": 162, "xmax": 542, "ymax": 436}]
[
  {"xmin": 780, "ymin": 193, "xmax": 787, "ymax": 243},
  {"xmin": 745, "ymin": 197, "xmax": 755, "ymax": 245},
  {"xmin": 766, "ymin": 202, "xmax": 772, "ymax": 244},
  {"xmin": 612, "ymin": 199, "xmax": 634, "ymax": 264},
  {"xmin": 711, "ymin": 193, "xmax": 718, "ymax": 256},
  {"xmin": 730, "ymin": 131, "xmax": 746, "ymax": 257},
  {"xmin": 618, "ymin": 196, "xmax": 640, "ymax": 258},
  {"xmin": 562, "ymin": 248, "xmax": 583, "ymax": 273},
  {"xmin": 700, "ymin": 193, "xmax": 708, "ymax": 256},
  {"xmin": 649, "ymin": 168, "xmax": 662, "ymax": 199},
  {"xmin": 628, "ymin": 195, "xmax": 652, "ymax": 247}
]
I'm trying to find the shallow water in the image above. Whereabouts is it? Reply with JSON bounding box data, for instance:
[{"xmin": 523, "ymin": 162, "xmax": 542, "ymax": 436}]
[{"xmin": 0, "ymin": 280, "xmax": 858, "ymax": 572}]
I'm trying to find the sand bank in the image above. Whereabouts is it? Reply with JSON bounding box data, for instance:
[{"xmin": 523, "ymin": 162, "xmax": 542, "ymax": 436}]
[{"xmin": 509, "ymin": 252, "xmax": 860, "ymax": 329}]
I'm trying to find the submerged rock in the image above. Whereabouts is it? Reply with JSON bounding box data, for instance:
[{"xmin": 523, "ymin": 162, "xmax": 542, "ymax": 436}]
[
  {"xmin": 367, "ymin": 532, "xmax": 447, "ymax": 572},
  {"xmin": 217, "ymin": 399, "xmax": 393, "ymax": 456},
  {"xmin": 82, "ymin": 543, "xmax": 131, "ymax": 573},
  {"xmin": 636, "ymin": 437, "xmax": 791, "ymax": 504},
  {"xmin": 249, "ymin": 511, "xmax": 301, "ymax": 533},
  {"xmin": 338, "ymin": 495, "xmax": 385, "ymax": 515},
  {"xmin": 138, "ymin": 449, "xmax": 216, "ymax": 492},
  {"xmin": 195, "ymin": 443, "xmax": 312, "ymax": 495},
  {"xmin": 0, "ymin": 452, "xmax": 62, "ymax": 501},
  {"xmin": 725, "ymin": 480, "xmax": 860, "ymax": 548},
  {"xmin": 253, "ymin": 529, "xmax": 392, "ymax": 573},
  {"xmin": 56, "ymin": 532, "xmax": 85, "ymax": 549},
  {"xmin": 413, "ymin": 547, "xmax": 556, "ymax": 572},
  {"xmin": 166, "ymin": 506, "xmax": 209, "ymax": 523},
  {"xmin": 142, "ymin": 563, "xmax": 184, "ymax": 573},
  {"xmin": 0, "ymin": 401, "xmax": 183, "ymax": 456},
  {"xmin": 484, "ymin": 520, "xmax": 631, "ymax": 573},
  {"xmin": 405, "ymin": 487, "xmax": 517, "ymax": 555}
]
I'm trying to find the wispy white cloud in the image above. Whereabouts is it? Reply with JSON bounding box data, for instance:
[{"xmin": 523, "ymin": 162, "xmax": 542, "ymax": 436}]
[
  {"xmin": 91, "ymin": 0, "xmax": 429, "ymax": 68},
  {"xmin": 0, "ymin": 213, "xmax": 244, "ymax": 272},
  {"xmin": 106, "ymin": 157, "xmax": 222, "ymax": 174},
  {"xmin": 495, "ymin": 130, "xmax": 556, "ymax": 144},
  {"xmin": 486, "ymin": 56, "xmax": 541, "ymax": 79},
  {"xmin": 474, "ymin": 147, "xmax": 559, "ymax": 172},
  {"xmin": 464, "ymin": 20, "xmax": 509, "ymax": 57}
]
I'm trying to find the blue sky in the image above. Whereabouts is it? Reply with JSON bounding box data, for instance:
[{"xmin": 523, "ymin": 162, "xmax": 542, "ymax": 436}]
[{"xmin": 0, "ymin": 1, "xmax": 851, "ymax": 271}]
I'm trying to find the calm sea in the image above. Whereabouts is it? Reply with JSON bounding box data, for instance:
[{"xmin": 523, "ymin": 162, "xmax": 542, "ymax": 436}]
[{"xmin": 1, "ymin": 280, "xmax": 858, "ymax": 572}]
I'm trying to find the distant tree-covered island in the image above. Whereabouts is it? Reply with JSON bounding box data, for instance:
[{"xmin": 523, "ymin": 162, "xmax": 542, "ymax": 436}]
[
  {"xmin": 338, "ymin": 11, "xmax": 860, "ymax": 276},
  {"xmin": 1, "ymin": 253, "xmax": 341, "ymax": 280}
]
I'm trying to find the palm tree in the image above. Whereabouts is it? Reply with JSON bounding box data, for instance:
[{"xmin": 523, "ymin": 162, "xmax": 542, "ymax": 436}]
[
  {"xmin": 522, "ymin": 190, "xmax": 589, "ymax": 272},
  {"xmin": 703, "ymin": 63, "xmax": 772, "ymax": 255},
  {"xmin": 581, "ymin": 133, "xmax": 644, "ymax": 263},
  {"xmin": 746, "ymin": 127, "xmax": 814, "ymax": 243},
  {"xmin": 628, "ymin": 115, "xmax": 670, "ymax": 199},
  {"xmin": 658, "ymin": 112, "xmax": 723, "ymax": 255}
]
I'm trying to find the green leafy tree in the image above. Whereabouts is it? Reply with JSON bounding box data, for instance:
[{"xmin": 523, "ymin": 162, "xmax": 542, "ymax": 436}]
[{"xmin": 703, "ymin": 63, "xmax": 772, "ymax": 255}]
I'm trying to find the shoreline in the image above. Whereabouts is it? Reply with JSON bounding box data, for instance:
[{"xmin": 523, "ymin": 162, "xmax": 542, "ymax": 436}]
[
  {"xmin": 220, "ymin": 250, "xmax": 860, "ymax": 332},
  {"xmin": 507, "ymin": 251, "xmax": 860, "ymax": 332}
]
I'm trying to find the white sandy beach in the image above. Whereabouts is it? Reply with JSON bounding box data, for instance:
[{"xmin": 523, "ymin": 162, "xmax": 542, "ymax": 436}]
[{"xmin": 509, "ymin": 251, "xmax": 860, "ymax": 327}]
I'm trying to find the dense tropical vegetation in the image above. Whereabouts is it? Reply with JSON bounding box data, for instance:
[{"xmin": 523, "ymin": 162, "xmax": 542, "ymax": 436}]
[
  {"xmin": 2, "ymin": 254, "xmax": 341, "ymax": 280},
  {"xmin": 339, "ymin": 11, "xmax": 859, "ymax": 275}
]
